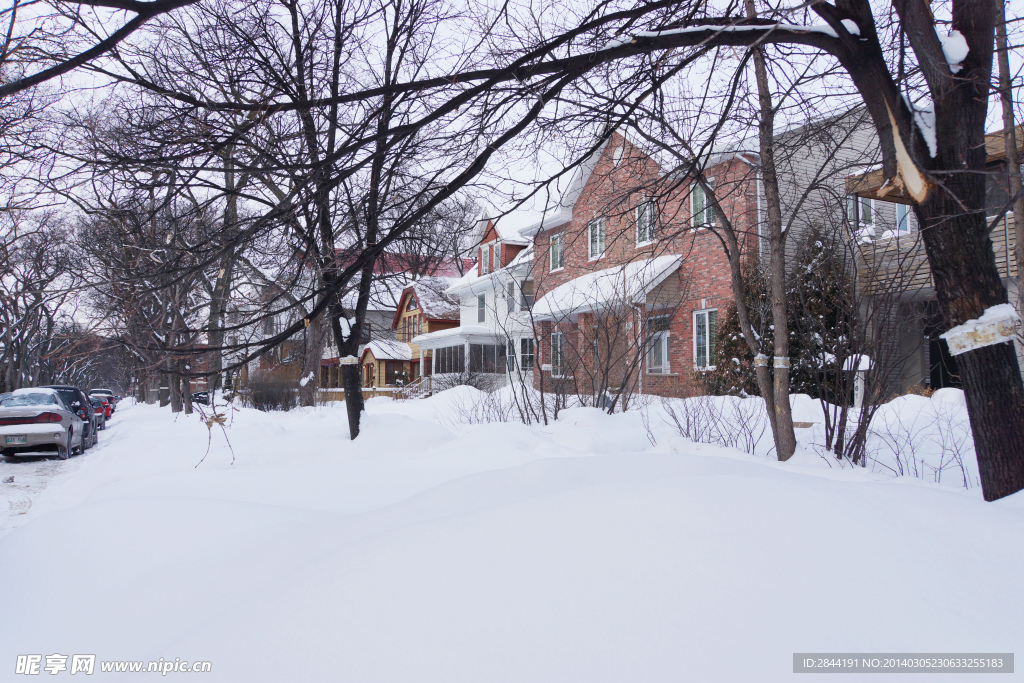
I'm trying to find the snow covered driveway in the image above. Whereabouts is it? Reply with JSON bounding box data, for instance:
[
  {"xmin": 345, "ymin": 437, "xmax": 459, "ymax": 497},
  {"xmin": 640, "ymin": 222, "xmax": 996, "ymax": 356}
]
[{"xmin": 1, "ymin": 393, "xmax": 1022, "ymax": 682}]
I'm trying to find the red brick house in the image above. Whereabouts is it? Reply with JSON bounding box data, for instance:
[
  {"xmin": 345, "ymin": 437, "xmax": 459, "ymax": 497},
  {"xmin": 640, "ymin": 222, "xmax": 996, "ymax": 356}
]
[{"xmin": 522, "ymin": 131, "xmax": 760, "ymax": 398}]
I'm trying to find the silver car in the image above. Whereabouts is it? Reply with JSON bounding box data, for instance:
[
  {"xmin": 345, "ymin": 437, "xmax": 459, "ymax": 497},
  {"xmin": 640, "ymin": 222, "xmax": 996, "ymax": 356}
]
[{"xmin": 0, "ymin": 388, "xmax": 84, "ymax": 460}]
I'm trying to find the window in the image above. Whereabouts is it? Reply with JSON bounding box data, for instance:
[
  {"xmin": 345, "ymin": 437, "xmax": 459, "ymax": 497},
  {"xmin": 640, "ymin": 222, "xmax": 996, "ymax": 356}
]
[
  {"xmin": 481, "ymin": 244, "xmax": 490, "ymax": 274},
  {"xmin": 896, "ymin": 203, "xmax": 911, "ymax": 234},
  {"xmin": 477, "ymin": 294, "xmax": 486, "ymax": 323},
  {"xmin": 694, "ymin": 309, "xmax": 718, "ymax": 369},
  {"xmin": 847, "ymin": 195, "xmax": 873, "ymax": 225},
  {"xmin": 551, "ymin": 332, "xmax": 565, "ymax": 377},
  {"xmin": 519, "ymin": 280, "xmax": 534, "ymax": 311},
  {"xmin": 693, "ymin": 179, "xmax": 715, "ymax": 227},
  {"xmin": 435, "ymin": 345, "xmax": 465, "ymax": 374},
  {"xmin": 520, "ymin": 338, "xmax": 535, "ymax": 370},
  {"xmin": 588, "ymin": 218, "xmax": 606, "ymax": 259},
  {"xmin": 636, "ymin": 201, "xmax": 656, "ymax": 245},
  {"xmin": 469, "ymin": 344, "xmax": 507, "ymax": 374},
  {"xmin": 408, "ymin": 294, "xmax": 418, "ymax": 310},
  {"xmin": 493, "ymin": 243, "xmax": 501, "ymax": 272},
  {"xmin": 508, "ymin": 282, "xmax": 516, "ymax": 310},
  {"xmin": 550, "ymin": 232, "xmax": 564, "ymax": 271},
  {"xmin": 647, "ymin": 315, "xmax": 671, "ymax": 374}
]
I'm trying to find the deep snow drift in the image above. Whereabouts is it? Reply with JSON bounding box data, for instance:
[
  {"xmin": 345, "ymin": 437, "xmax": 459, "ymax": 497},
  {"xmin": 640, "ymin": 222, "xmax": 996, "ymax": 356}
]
[{"xmin": 0, "ymin": 390, "xmax": 1021, "ymax": 682}]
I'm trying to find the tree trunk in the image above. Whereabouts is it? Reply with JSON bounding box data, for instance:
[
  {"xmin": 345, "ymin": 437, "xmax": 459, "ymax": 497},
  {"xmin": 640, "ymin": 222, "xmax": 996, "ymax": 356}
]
[
  {"xmin": 747, "ymin": 0, "xmax": 796, "ymax": 461},
  {"xmin": 170, "ymin": 366, "xmax": 183, "ymax": 413},
  {"xmin": 340, "ymin": 362, "xmax": 363, "ymax": 440},
  {"xmin": 299, "ymin": 315, "xmax": 327, "ymax": 407},
  {"xmin": 915, "ymin": 195, "xmax": 1024, "ymax": 501},
  {"xmin": 996, "ymin": 7, "xmax": 1024, "ymax": 319}
]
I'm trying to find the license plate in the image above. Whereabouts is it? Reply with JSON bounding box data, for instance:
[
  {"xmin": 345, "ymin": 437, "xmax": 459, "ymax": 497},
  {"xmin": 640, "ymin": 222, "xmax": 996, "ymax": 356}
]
[{"xmin": 5, "ymin": 435, "xmax": 27, "ymax": 444}]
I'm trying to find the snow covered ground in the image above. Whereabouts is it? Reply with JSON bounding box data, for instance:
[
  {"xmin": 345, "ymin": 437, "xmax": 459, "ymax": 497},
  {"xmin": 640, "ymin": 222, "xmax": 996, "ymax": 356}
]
[{"xmin": 1, "ymin": 390, "xmax": 1021, "ymax": 682}]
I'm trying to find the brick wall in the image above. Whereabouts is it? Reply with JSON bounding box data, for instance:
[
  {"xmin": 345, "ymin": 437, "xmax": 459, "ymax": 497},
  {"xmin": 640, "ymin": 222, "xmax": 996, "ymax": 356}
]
[{"xmin": 531, "ymin": 132, "xmax": 759, "ymax": 397}]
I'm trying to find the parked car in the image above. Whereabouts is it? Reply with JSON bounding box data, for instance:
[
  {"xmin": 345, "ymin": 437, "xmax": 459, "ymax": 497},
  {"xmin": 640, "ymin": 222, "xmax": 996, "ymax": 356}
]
[
  {"xmin": 90, "ymin": 397, "xmax": 107, "ymax": 430},
  {"xmin": 41, "ymin": 385, "xmax": 98, "ymax": 450},
  {"xmin": 89, "ymin": 389, "xmax": 116, "ymax": 413},
  {"xmin": 89, "ymin": 394, "xmax": 113, "ymax": 419},
  {"xmin": 191, "ymin": 392, "xmax": 210, "ymax": 405},
  {"xmin": 0, "ymin": 388, "xmax": 84, "ymax": 460}
]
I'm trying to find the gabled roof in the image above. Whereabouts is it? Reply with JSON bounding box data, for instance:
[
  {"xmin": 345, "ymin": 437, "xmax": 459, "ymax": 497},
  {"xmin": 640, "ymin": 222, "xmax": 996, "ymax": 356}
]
[
  {"xmin": 392, "ymin": 276, "xmax": 460, "ymax": 327},
  {"xmin": 532, "ymin": 255, "xmax": 683, "ymax": 320},
  {"xmin": 361, "ymin": 339, "xmax": 412, "ymax": 362},
  {"xmin": 518, "ymin": 135, "xmax": 613, "ymax": 237},
  {"xmin": 470, "ymin": 215, "xmax": 530, "ymax": 247}
]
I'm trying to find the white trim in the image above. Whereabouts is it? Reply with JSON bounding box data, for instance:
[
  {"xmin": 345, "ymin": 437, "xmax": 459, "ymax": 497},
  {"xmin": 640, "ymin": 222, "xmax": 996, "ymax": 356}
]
[
  {"xmin": 693, "ymin": 308, "xmax": 718, "ymax": 370},
  {"xmin": 691, "ymin": 178, "xmax": 716, "ymax": 229},
  {"xmin": 635, "ymin": 200, "xmax": 655, "ymax": 247},
  {"xmin": 588, "ymin": 217, "xmax": 606, "ymax": 260}
]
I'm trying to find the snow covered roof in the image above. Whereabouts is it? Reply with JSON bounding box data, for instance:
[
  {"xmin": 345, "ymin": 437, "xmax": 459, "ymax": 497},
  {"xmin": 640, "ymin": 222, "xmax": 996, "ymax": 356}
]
[
  {"xmin": 12, "ymin": 387, "xmax": 59, "ymax": 396},
  {"xmin": 519, "ymin": 137, "xmax": 612, "ymax": 238},
  {"xmin": 361, "ymin": 339, "xmax": 413, "ymax": 362},
  {"xmin": 411, "ymin": 325, "xmax": 502, "ymax": 347},
  {"xmin": 532, "ymin": 255, "xmax": 682, "ymax": 321},
  {"xmin": 411, "ymin": 277, "xmax": 460, "ymax": 320}
]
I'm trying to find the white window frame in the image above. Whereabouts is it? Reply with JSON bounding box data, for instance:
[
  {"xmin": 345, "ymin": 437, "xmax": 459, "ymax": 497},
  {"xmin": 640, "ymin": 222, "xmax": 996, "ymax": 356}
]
[
  {"xmin": 477, "ymin": 293, "xmax": 486, "ymax": 323},
  {"xmin": 550, "ymin": 232, "xmax": 564, "ymax": 271},
  {"xmin": 693, "ymin": 309, "xmax": 718, "ymax": 370},
  {"xmin": 493, "ymin": 242, "xmax": 501, "ymax": 272},
  {"xmin": 588, "ymin": 217, "xmax": 606, "ymax": 260},
  {"xmin": 520, "ymin": 337, "xmax": 535, "ymax": 370},
  {"xmin": 636, "ymin": 200, "xmax": 655, "ymax": 246},
  {"xmin": 896, "ymin": 203, "xmax": 911, "ymax": 234},
  {"xmin": 646, "ymin": 315, "xmax": 671, "ymax": 374},
  {"xmin": 481, "ymin": 244, "xmax": 490, "ymax": 274},
  {"xmin": 550, "ymin": 332, "xmax": 565, "ymax": 377},
  {"xmin": 692, "ymin": 179, "xmax": 715, "ymax": 228}
]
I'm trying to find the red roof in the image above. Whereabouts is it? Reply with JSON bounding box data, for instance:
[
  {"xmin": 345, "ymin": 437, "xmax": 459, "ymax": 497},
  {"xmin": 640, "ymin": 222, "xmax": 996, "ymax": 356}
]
[{"xmin": 334, "ymin": 250, "xmax": 472, "ymax": 277}]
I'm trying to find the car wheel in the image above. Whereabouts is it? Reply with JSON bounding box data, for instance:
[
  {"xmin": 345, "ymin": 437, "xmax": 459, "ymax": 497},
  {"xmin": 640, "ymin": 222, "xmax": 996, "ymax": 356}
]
[{"xmin": 57, "ymin": 433, "xmax": 70, "ymax": 460}]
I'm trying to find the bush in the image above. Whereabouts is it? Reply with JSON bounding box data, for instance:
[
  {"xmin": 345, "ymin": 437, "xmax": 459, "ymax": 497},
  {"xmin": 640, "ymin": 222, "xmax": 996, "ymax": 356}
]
[{"xmin": 242, "ymin": 368, "xmax": 297, "ymax": 411}]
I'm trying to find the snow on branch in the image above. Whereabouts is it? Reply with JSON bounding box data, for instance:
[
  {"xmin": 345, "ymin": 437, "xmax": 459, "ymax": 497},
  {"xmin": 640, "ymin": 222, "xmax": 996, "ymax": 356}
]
[{"xmin": 936, "ymin": 29, "xmax": 968, "ymax": 74}]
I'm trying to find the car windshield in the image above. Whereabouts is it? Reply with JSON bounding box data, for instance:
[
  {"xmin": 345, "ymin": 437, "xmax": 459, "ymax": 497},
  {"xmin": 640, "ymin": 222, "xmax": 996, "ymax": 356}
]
[{"xmin": 1, "ymin": 393, "xmax": 58, "ymax": 407}]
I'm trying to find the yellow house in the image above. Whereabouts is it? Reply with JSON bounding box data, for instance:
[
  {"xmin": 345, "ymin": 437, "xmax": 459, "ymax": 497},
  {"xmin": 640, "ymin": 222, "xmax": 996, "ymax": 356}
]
[
  {"xmin": 361, "ymin": 339, "xmax": 414, "ymax": 388},
  {"xmin": 391, "ymin": 277, "xmax": 460, "ymax": 380}
]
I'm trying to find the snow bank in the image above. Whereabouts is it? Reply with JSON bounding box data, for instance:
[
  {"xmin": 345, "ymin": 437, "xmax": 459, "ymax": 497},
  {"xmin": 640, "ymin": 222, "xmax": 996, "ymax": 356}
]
[{"xmin": 0, "ymin": 392, "xmax": 1020, "ymax": 682}]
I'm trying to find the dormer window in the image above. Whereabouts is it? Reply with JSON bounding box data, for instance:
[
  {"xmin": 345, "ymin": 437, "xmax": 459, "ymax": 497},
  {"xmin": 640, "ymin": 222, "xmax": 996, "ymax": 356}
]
[
  {"xmin": 408, "ymin": 294, "xmax": 418, "ymax": 310},
  {"xmin": 492, "ymin": 242, "xmax": 501, "ymax": 271},
  {"xmin": 481, "ymin": 244, "xmax": 490, "ymax": 274}
]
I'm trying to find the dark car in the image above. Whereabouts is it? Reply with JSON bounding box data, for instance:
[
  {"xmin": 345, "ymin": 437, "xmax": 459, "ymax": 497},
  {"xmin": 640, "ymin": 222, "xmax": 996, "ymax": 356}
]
[
  {"xmin": 191, "ymin": 392, "xmax": 210, "ymax": 405},
  {"xmin": 41, "ymin": 385, "xmax": 97, "ymax": 450}
]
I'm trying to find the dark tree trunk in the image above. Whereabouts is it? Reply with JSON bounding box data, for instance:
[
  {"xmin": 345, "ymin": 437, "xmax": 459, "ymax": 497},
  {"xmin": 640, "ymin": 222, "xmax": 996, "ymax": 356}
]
[
  {"xmin": 996, "ymin": 7, "xmax": 1024, "ymax": 317},
  {"xmin": 915, "ymin": 196, "xmax": 1024, "ymax": 501},
  {"xmin": 340, "ymin": 362, "xmax": 363, "ymax": 440},
  {"xmin": 299, "ymin": 315, "xmax": 327, "ymax": 407}
]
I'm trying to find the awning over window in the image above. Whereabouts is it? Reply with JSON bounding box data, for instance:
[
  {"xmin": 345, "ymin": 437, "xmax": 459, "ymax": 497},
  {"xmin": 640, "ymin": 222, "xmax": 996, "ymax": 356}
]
[{"xmin": 532, "ymin": 255, "xmax": 682, "ymax": 321}]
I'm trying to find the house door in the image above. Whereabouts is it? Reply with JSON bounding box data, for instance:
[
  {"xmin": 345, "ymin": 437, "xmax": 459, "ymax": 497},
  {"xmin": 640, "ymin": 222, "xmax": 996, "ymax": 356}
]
[{"xmin": 363, "ymin": 364, "xmax": 374, "ymax": 387}]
